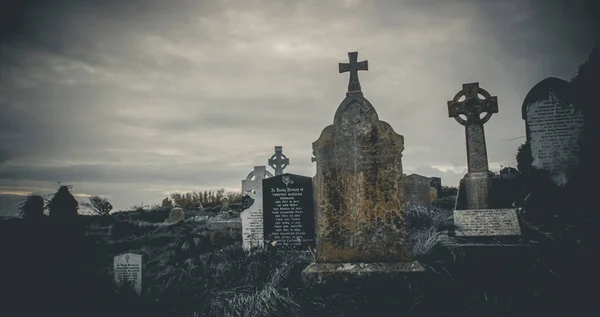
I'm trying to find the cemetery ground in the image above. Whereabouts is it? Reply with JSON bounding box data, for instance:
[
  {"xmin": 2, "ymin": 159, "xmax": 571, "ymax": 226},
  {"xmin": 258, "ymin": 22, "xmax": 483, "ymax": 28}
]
[{"xmin": 0, "ymin": 197, "xmax": 593, "ymax": 317}]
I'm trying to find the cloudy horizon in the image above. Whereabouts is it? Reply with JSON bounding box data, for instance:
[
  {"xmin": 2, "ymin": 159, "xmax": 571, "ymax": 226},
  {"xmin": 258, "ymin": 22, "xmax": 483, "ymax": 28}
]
[{"xmin": 0, "ymin": 0, "xmax": 597, "ymax": 215}]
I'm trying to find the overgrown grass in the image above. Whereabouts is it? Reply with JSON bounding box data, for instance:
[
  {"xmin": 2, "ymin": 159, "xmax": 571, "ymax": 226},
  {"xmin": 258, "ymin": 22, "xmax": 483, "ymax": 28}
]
[
  {"xmin": 3, "ymin": 203, "xmax": 572, "ymax": 317},
  {"xmin": 92, "ymin": 204, "xmax": 459, "ymax": 316}
]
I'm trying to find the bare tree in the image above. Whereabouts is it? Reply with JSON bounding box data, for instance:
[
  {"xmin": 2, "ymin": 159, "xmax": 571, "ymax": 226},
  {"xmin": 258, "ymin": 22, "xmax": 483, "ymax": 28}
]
[{"xmin": 81, "ymin": 196, "xmax": 113, "ymax": 216}]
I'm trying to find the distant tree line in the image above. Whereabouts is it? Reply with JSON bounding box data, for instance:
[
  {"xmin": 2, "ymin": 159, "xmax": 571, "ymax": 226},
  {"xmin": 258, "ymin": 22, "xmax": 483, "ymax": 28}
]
[{"xmin": 160, "ymin": 189, "xmax": 243, "ymax": 211}]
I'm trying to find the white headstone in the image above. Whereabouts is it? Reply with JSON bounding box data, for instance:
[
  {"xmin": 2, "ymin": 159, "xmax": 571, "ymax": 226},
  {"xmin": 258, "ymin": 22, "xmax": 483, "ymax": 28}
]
[
  {"xmin": 113, "ymin": 253, "xmax": 142, "ymax": 295},
  {"xmin": 241, "ymin": 166, "xmax": 270, "ymax": 250},
  {"xmin": 168, "ymin": 207, "xmax": 185, "ymax": 222}
]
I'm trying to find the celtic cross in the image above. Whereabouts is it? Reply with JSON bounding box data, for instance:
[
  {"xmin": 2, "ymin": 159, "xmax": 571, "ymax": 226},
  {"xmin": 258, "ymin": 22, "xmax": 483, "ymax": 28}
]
[
  {"xmin": 268, "ymin": 146, "xmax": 289, "ymax": 176},
  {"xmin": 242, "ymin": 166, "xmax": 269, "ymax": 200},
  {"xmin": 447, "ymin": 82, "xmax": 498, "ymax": 173},
  {"xmin": 339, "ymin": 52, "xmax": 368, "ymax": 93}
]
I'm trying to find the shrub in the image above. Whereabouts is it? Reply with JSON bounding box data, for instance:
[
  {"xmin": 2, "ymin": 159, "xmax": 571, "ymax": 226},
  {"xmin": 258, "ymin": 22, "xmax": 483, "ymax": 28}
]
[{"xmin": 82, "ymin": 196, "xmax": 113, "ymax": 216}]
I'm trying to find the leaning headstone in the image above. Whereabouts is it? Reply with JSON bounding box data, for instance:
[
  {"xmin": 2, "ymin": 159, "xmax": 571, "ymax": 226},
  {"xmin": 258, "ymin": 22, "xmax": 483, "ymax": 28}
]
[
  {"xmin": 241, "ymin": 166, "xmax": 271, "ymax": 250},
  {"xmin": 263, "ymin": 173, "xmax": 315, "ymax": 250},
  {"xmin": 302, "ymin": 52, "xmax": 423, "ymax": 285},
  {"xmin": 521, "ymin": 77, "xmax": 584, "ymax": 186},
  {"xmin": 113, "ymin": 253, "xmax": 142, "ymax": 295},
  {"xmin": 268, "ymin": 146, "xmax": 290, "ymax": 176},
  {"xmin": 448, "ymin": 82, "xmax": 521, "ymax": 237},
  {"xmin": 404, "ymin": 174, "xmax": 432, "ymax": 207},
  {"xmin": 168, "ymin": 207, "xmax": 185, "ymax": 222}
]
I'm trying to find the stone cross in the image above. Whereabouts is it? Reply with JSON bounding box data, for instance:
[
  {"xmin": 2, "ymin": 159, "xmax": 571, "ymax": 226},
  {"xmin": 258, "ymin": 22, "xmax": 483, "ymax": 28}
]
[
  {"xmin": 339, "ymin": 51, "xmax": 368, "ymax": 93},
  {"xmin": 245, "ymin": 167, "xmax": 273, "ymax": 181},
  {"xmin": 268, "ymin": 146, "xmax": 289, "ymax": 176},
  {"xmin": 242, "ymin": 166, "xmax": 268, "ymax": 200},
  {"xmin": 241, "ymin": 166, "xmax": 270, "ymax": 250},
  {"xmin": 447, "ymin": 82, "xmax": 498, "ymax": 173}
]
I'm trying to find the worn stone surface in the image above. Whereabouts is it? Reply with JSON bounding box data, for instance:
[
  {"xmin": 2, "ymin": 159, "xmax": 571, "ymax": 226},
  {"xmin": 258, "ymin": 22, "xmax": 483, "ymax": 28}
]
[
  {"xmin": 429, "ymin": 187, "xmax": 438, "ymax": 202},
  {"xmin": 312, "ymin": 94, "xmax": 409, "ymax": 262},
  {"xmin": 268, "ymin": 146, "xmax": 290, "ymax": 176},
  {"xmin": 404, "ymin": 174, "xmax": 432, "ymax": 207},
  {"xmin": 241, "ymin": 166, "xmax": 270, "ymax": 250},
  {"xmin": 167, "ymin": 207, "xmax": 185, "ymax": 222},
  {"xmin": 448, "ymin": 82, "xmax": 498, "ymax": 210},
  {"xmin": 455, "ymin": 172, "xmax": 495, "ymax": 210},
  {"xmin": 302, "ymin": 261, "xmax": 424, "ymax": 286},
  {"xmin": 454, "ymin": 208, "xmax": 521, "ymax": 236},
  {"xmin": 522, "ymin": 77, "xmax": 584, "ymax": 186}
]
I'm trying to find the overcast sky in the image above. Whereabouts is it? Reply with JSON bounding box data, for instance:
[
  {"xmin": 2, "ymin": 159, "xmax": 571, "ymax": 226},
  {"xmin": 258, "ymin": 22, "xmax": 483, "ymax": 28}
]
[{"xmin": 0, "ymin": 0, "xmax": 597, "ymax": 215}]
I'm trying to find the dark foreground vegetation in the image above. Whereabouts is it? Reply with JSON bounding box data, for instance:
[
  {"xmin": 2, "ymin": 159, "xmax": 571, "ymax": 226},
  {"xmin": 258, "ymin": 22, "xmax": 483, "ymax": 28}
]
[{"xmin": 0, "ymin": 197, "xmax": 593, "ymax": 317}]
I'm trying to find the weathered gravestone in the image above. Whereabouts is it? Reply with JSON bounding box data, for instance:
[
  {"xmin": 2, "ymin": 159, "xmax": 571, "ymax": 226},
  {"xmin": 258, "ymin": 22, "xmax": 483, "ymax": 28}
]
[
  {"xmin": 522, "ymin": 77, "xmax": 584, "ymax": 186},
  {"xmin": 448, "ymin": 83, "xmax": 522, "ymax": 237},
  {"xmin": 113, "ymin": 253, "xmax": 142, "ymax": 295},
  {"xmin": 448, "ymin": 82, "xmax": 498, "ymax": 210},
  {"xmin": 302, "ymin": 52, "xmax": 424, "ymax": 285},
  {"xmin": 404, "ymin": 174, "xmax": 432, "ymax": 207},
  {"xmin": 429, "ymin": 187, "xmax": 438, "ymax": 203},
  {"xmin": 241, "ymin": 166, "xmax": 271, "ymax": 250},
  {"xmin": 168, "ymin": 207, "xmax": 185, "ymax": 222},
  {"xmin": 263, "ymin": 173, "xmax": 315, "ymax": 250},
  {"xmin": 220, "ymin": 198, "xmax": 231, "ymax": 214},
  {"xmin": 268, "ymin": 146, "xmax": 290, "ymax": 176},
  {"xmin": 430, "ymin": 177, "xmax": 442, "ymax": 195}
]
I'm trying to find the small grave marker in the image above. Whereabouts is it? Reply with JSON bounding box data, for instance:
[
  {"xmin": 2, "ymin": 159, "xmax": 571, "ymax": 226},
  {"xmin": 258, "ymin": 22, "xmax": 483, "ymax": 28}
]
[
  {"xmin": 168, "ymin": 207, "xmax": 185, "ymax": 222},
  {"xmin": 113, "ymin": 253, "xmax": 142, "ymax": 295}
]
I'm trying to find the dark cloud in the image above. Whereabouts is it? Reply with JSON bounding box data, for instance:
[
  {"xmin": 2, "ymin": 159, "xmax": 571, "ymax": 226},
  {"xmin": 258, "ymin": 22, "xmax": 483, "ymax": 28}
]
[{"xmin": 0, "ymin": 0, "xmax": 597, "ymax": 212}]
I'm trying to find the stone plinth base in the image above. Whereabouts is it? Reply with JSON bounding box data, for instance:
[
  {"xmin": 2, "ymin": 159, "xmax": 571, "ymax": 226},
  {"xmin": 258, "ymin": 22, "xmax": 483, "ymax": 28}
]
[
  {"xmin": 456, "ymin": 172, "xmax": 494, "ymax": 210},
  {"xmin": 453, "ymin": 208, "xmax": 522, "ymax": 237},
  {"xmin": 301, "ymin": 261, "xmax": 425, "ymax": 286}
]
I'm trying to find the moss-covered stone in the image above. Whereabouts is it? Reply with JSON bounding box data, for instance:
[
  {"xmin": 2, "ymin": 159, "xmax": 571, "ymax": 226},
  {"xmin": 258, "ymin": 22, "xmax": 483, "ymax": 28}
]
[{"xmin": 312, "ymin": 91, "xmax": 410, "ymax": 263}]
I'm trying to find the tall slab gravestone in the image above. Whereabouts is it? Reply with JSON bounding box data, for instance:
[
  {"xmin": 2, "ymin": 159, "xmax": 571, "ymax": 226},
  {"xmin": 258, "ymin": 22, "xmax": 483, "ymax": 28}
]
[
  {"xmin": 241, "ymin": 166, "xmax": 271, "ymax": 250},
  {"xmin": 448, "ymin": 83, "xmax": 521, "ymax": 238},
  {"xmin": 113, "ymin": 253, "xmax": 142, "ymax": 295},
  {"xmin": 522, "ymin": 77, "xmax": 584, "ymax": 186},
  {"xmin": 263, "ymin": 173, "xmax": 315, "ymax": 250},
  {"xmin": 302, "ymin": 52, "xmax": 423, "ymax": 285}
]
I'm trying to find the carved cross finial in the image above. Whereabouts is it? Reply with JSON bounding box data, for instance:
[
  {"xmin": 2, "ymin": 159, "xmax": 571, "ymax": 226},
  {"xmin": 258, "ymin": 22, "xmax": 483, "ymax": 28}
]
[
  {"xmin": 339, "ymin": 52, "xmax": 368, "ymax": 93},
  {"xmin": 268, "ymin": 146, "xmax": 289, "ymax": 176},
  {"xmin": 242, "ymin": 166, "xmax": 269, "ymax": 200},
  {"xmin": 447, "ymin": 82, "xmax": 498, "ymax": 126}
]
